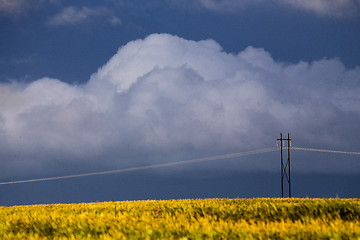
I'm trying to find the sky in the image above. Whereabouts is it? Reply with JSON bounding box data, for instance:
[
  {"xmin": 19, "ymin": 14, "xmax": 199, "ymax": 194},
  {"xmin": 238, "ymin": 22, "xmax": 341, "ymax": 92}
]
[{"xmin": 0, "ymin": 0, "xmax": 360, "ymax": 205}]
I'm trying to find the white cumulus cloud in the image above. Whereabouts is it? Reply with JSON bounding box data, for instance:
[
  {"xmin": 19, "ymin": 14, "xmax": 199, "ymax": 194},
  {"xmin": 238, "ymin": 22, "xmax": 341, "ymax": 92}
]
[{"xmin": 1, "ymin": 34, "xmax": 360, "ymax": 177}]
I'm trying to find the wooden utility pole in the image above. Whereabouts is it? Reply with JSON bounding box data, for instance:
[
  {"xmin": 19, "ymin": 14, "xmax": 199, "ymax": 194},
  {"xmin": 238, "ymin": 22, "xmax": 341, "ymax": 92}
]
[
  {"xmin": 287, "ymin": 133, "xmax": 291, "ymax": 198},
  {"xmin": 279, "ymin": 133, "xmax": 284, "ymax": 198},
  {"xmin": 277, "ymin": 133, "xmax": 291, "ymax": 198}
]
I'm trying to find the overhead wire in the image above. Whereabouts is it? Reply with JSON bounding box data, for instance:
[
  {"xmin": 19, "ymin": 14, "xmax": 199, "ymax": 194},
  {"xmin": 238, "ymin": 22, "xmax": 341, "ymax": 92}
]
[
  {"xmin": 0, "ymin": 147, "xmax": 278, "ymax": 185},
  {"xmin": 290, "ymin": 147, "xmax": 360, "ymax": 155},
  {"xmin": 1, "ymin": 146, "xmax": 358, "ymax": 186}
]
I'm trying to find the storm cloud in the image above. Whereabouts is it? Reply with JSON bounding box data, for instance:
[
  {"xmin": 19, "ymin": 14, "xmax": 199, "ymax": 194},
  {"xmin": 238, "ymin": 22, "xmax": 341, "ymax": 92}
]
[{"xmin": 1, "ymin": 34, "xmax": 359, "ymax": 177}]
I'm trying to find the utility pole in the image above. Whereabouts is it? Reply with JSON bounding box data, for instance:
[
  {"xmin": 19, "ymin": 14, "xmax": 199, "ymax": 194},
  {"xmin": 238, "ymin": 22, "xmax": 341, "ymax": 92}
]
[
  {"xmin": 287, "ymin": 133, "xmax": 291, "ymax": 198},
  {"xmin": 277, "ymin": 133, "xmax": 291, "ymax": 198},
  {"xmin": 279, "ymin": 133, "xmax": 284, "ymax": 198}
]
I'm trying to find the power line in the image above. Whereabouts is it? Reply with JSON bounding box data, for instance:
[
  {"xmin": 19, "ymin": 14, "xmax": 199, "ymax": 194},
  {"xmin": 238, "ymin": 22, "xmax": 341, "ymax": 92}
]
[
  {"xmin": 1, "ymin": 145, "xmax": 358, "ymax": 186},
  {"xmin": 291, "ymin": 147, "xmax": 360, "ymax": 155},
  {"xmin": 0, "ymin": 147, "xmax": 278, "ymax": 185}
]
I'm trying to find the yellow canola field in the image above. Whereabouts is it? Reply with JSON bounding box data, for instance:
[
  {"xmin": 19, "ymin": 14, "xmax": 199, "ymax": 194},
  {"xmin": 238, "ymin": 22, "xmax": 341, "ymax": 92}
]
[{"xmin": 0, "ymin": 198, "xmax": 360, "ymax": 239}]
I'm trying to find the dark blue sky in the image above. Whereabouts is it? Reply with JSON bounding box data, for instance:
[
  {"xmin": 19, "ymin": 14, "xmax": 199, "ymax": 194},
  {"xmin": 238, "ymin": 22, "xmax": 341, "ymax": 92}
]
[
  {"xmin": 0, "ymin": 0, "xmax": 360, "ymax": 205},
  {"xmin": 1, "ymin": 0, "xmax": 359, "ymax": 83}
]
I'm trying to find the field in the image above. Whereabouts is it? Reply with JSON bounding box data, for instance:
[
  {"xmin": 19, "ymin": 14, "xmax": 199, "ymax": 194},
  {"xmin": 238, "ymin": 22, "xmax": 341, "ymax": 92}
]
[{"xmin": 0, "ymin": 198, "xmax": 359, "ymax": 239}]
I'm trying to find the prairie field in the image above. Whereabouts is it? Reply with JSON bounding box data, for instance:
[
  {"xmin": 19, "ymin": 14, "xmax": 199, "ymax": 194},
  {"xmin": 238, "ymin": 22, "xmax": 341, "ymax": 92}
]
[{"xmin": 0, "ymin": 198, "xmax": 359, "ymax": 239}]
